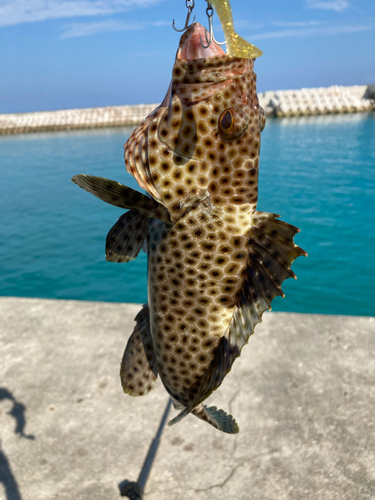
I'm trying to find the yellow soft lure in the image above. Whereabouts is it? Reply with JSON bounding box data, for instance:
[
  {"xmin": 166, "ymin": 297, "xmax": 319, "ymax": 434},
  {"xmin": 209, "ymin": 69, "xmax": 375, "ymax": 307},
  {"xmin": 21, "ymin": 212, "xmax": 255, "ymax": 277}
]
[{"xmin": 210, "ymin": 0, "xmax": 262, "ymax": 58}]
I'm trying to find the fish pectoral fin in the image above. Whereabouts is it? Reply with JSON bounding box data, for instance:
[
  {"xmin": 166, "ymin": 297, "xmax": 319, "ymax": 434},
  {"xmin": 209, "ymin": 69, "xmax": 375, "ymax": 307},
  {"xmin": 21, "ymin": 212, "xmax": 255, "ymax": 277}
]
[
  {"xmin": 71, "ymin": 174, "xmax": 160, "ymax": 217},
  {"xmin": 120, "ymin": 304, "xmax": 158, "ymax": 396},
  {"xmin": 229, "ymin": 211, "xmax": 307, "ymax": 353},
  {"xmin": 192, "ymin": 404, "xmax": 239, "ymax": 434}
]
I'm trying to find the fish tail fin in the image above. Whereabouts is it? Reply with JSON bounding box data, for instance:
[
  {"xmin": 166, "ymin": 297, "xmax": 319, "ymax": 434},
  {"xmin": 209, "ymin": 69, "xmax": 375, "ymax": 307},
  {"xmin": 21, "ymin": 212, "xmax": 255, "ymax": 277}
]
[
  {"xmin": 168, "ymin": 403, "xmax": 239, "ymax": 434},
  {"xmin": 192, "ymin": 404, "xmax": 239, "ymax": 434}
]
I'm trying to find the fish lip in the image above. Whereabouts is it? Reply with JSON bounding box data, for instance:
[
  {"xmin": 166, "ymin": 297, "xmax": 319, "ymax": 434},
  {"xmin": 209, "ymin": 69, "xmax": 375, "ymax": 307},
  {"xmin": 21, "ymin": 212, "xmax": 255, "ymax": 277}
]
[{"xmin": 176, "ymin": 22, "xmax": 226, "ymax": 61}]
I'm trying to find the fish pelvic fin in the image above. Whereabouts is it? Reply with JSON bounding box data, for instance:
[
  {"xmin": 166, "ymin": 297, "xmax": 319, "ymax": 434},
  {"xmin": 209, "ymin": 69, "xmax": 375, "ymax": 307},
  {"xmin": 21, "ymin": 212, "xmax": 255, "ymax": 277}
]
[
  {"xmin": 120, "ymin": 304, "xmax": 158, "ymax": 397},
  {"xmin": 71, "ymin": 174, "xmax": 170, "ymax": 221},
  {"xmin": 106, "ymin": 209, "xmax": 148, "ymax": 263},
  {"xmin": 192, "ymin": 404, "xmax": 239, "ymax": 434},
  {"xmin": 228, "ymin": 211, "xmax": 307, "ymax": 354}
]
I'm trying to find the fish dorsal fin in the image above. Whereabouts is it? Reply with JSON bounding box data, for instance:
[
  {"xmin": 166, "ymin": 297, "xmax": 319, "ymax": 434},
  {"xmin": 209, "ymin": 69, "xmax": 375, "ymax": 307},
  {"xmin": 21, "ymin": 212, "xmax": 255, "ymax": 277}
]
[
  {"xmin": 106, "ymin": 210, "xmax": 148, "ymax": 263},
  {"xmin": 124, "ymin": 107, "xmax": 164, "ymax": 202},
  {"xmin": 169, "ymin": 212, "xmax": 306, "ymax": 424},
  {"xmin": 120, "ymin": 304, "xmax": 158, "ymax": 397},
  {"xmin": 192, "ymin": 404, "xmax": 239, "ymax": 434},
  {"xmin": 228, "ymin": 211, "xmax": 307, "ymax": 354}
]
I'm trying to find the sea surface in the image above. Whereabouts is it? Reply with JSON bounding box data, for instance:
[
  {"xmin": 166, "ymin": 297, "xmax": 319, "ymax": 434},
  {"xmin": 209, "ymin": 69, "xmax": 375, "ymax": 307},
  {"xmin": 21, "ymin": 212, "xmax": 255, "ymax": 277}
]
[{"xmin": 1, "ymin": 113, "xmax": 374, "ymax": 316}]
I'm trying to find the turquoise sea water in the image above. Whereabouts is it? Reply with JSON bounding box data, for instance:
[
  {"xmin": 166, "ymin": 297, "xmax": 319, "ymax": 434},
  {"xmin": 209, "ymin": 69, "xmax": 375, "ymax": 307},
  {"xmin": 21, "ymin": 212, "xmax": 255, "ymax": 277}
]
[{"xmin": 1, "ymin": 113, "xmax": 374, "ymax": 315}]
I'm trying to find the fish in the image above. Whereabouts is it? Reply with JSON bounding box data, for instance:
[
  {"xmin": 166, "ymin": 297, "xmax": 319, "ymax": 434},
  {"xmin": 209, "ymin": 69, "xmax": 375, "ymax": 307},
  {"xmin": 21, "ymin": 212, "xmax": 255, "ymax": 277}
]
[{"xmin": 72, "ymin": 21, "xmax": 306, "ymax": 434}]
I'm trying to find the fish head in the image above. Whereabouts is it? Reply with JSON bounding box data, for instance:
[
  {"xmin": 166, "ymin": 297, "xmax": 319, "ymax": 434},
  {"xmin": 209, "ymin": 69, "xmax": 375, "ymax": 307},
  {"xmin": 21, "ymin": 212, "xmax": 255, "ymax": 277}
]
[{"xmin": 125, "ymin": 23, "xmax": 265, "ymax": 221}]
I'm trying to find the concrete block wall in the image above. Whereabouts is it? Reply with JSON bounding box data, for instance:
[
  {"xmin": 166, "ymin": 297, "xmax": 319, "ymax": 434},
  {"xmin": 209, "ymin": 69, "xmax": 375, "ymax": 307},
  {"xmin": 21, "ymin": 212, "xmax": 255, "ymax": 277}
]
[{"xmin": 0, "ymin": 85, "xmax": 374, "ymax": 135}]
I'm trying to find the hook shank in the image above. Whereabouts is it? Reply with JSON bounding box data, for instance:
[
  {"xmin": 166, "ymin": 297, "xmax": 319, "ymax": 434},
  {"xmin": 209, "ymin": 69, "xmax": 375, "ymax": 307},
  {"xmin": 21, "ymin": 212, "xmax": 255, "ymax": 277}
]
[
  {"xmin": 172, "ymin": 0, "xmax": 196, "ymax": 32},
  {"xmin": 200, "ymin": 1, "xmax": 226, "ymax": 49}
]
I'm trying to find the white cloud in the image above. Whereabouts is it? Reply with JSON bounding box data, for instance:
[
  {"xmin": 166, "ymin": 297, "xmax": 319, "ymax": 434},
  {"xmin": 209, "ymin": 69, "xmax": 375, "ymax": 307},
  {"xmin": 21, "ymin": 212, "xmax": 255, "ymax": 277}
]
[
  {"xmin": 60, "ymin": 17, "xmax": 171, "ymax": 38},
  {"xmin": 251, "ymin": 23, "xmax": 374, "ymax": 40},
  {"xmin": 304, "ymin": 1, "xmax": 350, "ymax": 12},
  {"xmin": 60, "ymin": 19, "xmax": 146, "ymax": 38},
  {"xmin": 0, "ymin": 0, "xmax": 163, "ymax": 27},
  {"xmin": 271, "ymin": 20, "xmax": 328, "ymax": 27},
  {"xmin": 151, "ymin": 20, "xmax": 172, "ymax": 27}
]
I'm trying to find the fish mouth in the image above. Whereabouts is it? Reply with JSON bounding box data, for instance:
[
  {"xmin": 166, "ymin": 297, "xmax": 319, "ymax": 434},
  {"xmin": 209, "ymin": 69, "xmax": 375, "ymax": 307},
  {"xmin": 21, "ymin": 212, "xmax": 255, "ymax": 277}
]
[{"xmin": 177, "ymin": 22, "xmax": 226, "ymax": 60}]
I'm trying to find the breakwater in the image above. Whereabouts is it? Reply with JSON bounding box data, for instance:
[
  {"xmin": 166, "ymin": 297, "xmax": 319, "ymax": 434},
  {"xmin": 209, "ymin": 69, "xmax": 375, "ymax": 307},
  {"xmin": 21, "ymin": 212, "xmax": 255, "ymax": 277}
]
[
  {"xmin": 0, "ymin": 84, "xmax": 374, "ymax": 135},
  {"xmin": 0, "ymin": 103, "xmax": 157, "ymax": 136}
]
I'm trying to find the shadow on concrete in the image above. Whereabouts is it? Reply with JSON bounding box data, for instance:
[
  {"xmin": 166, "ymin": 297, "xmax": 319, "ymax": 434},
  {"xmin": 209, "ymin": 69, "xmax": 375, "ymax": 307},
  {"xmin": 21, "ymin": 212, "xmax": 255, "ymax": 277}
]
[
  {"xmin": 118, "ymin": 399, "xmax": 172, "ymax": 500},
  {"xmin": 0, "ymin": 388, "xmax": 35, "ymax": 500}
]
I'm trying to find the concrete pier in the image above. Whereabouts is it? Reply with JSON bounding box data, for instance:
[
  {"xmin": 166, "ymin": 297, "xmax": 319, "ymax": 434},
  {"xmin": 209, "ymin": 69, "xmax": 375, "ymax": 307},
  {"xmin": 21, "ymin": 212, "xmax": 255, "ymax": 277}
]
[
  {"xmin": 0, "ymin": 85, "xmax": 374, "ymax": 135},
  {"xmin": 0, "ymin": 297, "xmax": 374, "ymax": 500}
]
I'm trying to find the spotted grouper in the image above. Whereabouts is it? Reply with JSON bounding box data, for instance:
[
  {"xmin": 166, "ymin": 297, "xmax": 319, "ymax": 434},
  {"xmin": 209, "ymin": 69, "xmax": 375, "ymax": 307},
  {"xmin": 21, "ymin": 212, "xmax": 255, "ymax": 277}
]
[{"xmin": 72, "ymin": 22, "xmax": 306, "ymax": 434}]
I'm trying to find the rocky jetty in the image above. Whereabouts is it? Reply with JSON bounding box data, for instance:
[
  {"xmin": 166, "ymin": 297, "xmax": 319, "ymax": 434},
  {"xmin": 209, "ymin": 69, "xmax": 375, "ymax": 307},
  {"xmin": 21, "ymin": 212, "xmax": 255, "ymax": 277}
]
[{"xmin": 0, "ymin": 85, "xmax": 374, "ymax": 135}]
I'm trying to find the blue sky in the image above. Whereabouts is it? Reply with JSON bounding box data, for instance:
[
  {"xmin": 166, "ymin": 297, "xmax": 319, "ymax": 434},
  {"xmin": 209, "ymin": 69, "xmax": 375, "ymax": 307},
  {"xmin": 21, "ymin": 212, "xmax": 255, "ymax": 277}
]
[{"xmin": 0, "ymin": 0, "xmax": 374, "ymax": 113}]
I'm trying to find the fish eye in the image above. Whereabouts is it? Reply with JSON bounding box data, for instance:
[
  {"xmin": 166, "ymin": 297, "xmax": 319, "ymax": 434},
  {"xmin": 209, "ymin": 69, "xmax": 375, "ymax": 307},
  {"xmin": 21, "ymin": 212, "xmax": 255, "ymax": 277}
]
[
  {"xmin": 220, "ymin": 110, "xmax": 233, "ymax": 131},
  {"xmin": 218, "ymin": 107, "xmax": 248, "ymax": 140}
]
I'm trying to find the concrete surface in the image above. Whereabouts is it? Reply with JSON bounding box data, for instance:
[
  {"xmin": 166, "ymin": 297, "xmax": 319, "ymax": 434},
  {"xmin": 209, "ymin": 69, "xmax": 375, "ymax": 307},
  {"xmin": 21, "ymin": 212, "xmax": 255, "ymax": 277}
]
[{"xmin": 0, "ymin": 297, "xmax": 374, "ymax": 500}]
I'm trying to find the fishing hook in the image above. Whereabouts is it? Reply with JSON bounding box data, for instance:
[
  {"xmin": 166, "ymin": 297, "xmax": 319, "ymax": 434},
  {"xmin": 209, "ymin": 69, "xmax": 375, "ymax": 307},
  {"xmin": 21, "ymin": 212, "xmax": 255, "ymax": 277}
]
[
  {"xmin": 200, "ymin": 2, "xmax": 226, "ymax": 49},
  {"xmin": 172, "ymin": 0, "xmax": 196, "ymax": 32}
]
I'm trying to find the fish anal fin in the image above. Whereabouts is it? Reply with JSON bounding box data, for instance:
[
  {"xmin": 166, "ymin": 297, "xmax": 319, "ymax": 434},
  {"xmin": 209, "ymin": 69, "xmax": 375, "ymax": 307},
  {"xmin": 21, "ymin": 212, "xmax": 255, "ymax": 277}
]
[
  {"xmin": 228, "ymin": 211, "xmax": 307, "ymax": 354},
  {"xmin": 168, "ymin": 336, "xmax": 237, "ymax": 430},
  {"xmin": 120, "ymin": 304, "xmax": 158, "ymax": 397},
  {"xmin": 168, "ymin": 337, "xmax": 240, "ymax": 432},
  {"xmin": 193, "ymin": 404, "xmax": 239, "ymax": 434},
  {"xmin": 168, "ymin": 405, "xmax": 192, "ymax": 427},
  {"xmin": 106, "ymin": 210, "xmax": 148, "ymax": 263}
]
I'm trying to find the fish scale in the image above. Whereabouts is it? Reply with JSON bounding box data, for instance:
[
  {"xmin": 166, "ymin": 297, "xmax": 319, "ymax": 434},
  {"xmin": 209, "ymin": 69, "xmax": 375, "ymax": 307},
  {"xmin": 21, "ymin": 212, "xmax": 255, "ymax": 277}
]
[
  {"xmin": 72, "ymin": 22, "xmax": 306, "ymax": 434},
  {"xmin": 148, "ymin": 201, "xmax": 250, "ymax": 404}
]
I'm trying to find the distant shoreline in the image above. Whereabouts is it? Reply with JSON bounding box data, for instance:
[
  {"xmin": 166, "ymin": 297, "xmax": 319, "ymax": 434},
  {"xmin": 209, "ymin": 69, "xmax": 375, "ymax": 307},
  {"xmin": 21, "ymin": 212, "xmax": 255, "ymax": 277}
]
[{"xmin": 1, "ymin": 84, "xmax": 374, "ymax": 136}]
